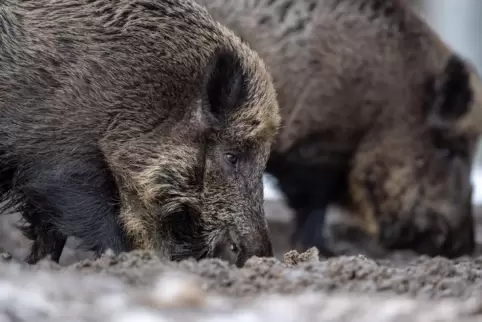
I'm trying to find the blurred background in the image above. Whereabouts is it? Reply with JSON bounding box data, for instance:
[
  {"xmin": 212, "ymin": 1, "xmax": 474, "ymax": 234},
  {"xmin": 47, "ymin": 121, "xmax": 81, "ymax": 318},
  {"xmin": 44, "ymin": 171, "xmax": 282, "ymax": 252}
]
[{"xmin": 263, "ymin": 0, "xmax": 482, "ymax": 204}]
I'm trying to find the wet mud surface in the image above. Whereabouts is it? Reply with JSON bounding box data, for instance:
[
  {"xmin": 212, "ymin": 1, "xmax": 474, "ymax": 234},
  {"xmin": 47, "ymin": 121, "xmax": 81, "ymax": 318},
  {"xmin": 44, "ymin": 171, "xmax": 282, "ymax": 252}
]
[{"xmin": 1, "ymin": 201, "xmax": 482, "ymax": 321}]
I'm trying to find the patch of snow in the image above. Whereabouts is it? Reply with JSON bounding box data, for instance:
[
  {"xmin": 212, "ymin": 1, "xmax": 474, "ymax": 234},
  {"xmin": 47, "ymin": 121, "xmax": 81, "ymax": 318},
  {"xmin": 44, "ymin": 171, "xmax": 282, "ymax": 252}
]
[
  {"xmin": 262, "ymin": 174, "xmax": 282, "ymax": 201},
  {"xmin": 471, "ymin": 168, "xmax": 482, "ymax": 205}
]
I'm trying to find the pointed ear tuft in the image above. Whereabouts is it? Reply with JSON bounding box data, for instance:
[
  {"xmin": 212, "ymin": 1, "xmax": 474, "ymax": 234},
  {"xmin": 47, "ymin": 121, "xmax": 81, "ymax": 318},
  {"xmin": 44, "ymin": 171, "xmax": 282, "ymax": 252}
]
[
  {"xmin": 427, "ymin": 55, "xmax": 473, "ymax": 125},
  {"xmin": 202, "ymin": 47, "xmax": 247, "ymax": 121}
]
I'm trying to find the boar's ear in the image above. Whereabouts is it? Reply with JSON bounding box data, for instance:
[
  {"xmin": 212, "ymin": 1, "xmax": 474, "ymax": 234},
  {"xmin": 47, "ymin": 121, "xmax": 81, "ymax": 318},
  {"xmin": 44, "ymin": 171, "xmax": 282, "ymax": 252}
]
[
  {"xmin": 201, "ymin": 48, "xmax": 247, "ymax": 123},
  {"xmin": 427, "ymin": 55, "xmax": 473, "ymax": 128}
]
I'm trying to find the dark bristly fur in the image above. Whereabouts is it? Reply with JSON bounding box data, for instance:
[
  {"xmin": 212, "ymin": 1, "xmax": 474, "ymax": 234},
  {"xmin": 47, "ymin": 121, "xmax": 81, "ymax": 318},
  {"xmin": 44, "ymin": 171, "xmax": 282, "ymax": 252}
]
[
  {"xmin": 196, "ymin": 0, "xmax": 482, "ymax": 258},
  {"xmin": 0, "ymin": 0, "xmax": 280, "ymax": 267}
]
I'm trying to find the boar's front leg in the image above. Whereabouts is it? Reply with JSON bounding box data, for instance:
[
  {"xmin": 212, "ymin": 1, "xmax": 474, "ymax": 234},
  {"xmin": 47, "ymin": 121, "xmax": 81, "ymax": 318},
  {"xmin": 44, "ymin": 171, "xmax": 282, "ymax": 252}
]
[
  {"xmin": 292, "ymin": 207, "xmax": 335, "ymax": 256},
  {"xmin": 265, "ymin": 159, "xmax": 346, "ymax": 256},
  {"xmin": 16, "ymin": 155, "xmax": 129, "ymax": 264},
  {"xmin": 266, "ymin": 136, "xmax": 350, "ymax": 257},
  {"xmin": 22, "ymin": 223, "xmax": 66, "ymax": 264}
]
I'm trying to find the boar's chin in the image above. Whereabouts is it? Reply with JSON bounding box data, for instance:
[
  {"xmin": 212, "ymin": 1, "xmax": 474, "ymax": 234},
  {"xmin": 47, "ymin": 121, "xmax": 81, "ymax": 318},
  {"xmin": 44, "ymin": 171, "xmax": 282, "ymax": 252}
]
[{"xmin": 163, "ymin": 208, "xmax": 208, "ymax": 261}]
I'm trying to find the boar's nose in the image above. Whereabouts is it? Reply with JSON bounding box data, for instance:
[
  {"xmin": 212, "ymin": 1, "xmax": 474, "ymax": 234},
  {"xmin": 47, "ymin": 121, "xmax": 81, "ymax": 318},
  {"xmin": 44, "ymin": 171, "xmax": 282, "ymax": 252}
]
[
  {"xmin": 253, "ymin": 235, "xmax": 273, "ymax": 258},
  {"xmin": 212, "ymin": 228, "xmax": 273, "ymax": 267},
  {"xmin": 238, "ymin": 229, "xmax": 274, "ymax": 267},
  {"xmin": 212, "ymin": 231, "xmax": 240, "ymax": 266}
]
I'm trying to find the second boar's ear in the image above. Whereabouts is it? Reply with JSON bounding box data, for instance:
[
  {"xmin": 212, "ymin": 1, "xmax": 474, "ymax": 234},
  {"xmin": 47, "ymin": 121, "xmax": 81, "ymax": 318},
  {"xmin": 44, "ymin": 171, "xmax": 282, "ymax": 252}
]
[
  {"xmin": 426, "ymin": 54, "xmax": 473, "ymax": 128},
  {"xmin": 201, "ymin": 47, "xmax": 248, "ymax": 123}
]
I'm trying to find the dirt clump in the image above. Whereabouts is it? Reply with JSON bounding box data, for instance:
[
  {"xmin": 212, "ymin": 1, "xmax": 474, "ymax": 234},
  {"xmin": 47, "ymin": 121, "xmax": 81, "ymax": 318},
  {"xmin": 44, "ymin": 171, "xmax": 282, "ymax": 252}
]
[{"xmin": 283, "ymin": 247, "xmax": 321, "ymax": 266}]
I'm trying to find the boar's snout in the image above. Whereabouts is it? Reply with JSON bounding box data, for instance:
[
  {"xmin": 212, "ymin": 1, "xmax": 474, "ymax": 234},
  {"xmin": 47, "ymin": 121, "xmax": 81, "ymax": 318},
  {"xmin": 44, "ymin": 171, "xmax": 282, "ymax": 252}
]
[{"xmin": 212, "ymin": 225, "xmax": 273, "ymax": 267}]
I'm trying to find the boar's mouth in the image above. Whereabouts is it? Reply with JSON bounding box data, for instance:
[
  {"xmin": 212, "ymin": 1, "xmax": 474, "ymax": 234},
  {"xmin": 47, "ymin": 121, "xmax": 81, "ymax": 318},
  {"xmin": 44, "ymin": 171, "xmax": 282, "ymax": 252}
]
[{"xmin": 163, "ymin": 208, "xmax": 209, "ymax": 262}]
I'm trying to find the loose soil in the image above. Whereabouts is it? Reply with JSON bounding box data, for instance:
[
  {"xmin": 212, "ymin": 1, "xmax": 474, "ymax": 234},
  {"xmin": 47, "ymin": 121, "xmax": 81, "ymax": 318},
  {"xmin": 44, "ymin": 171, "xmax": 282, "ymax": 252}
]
[{"xmin": 1, "ymin": 201, "xmax": 482, "ymax": 321}]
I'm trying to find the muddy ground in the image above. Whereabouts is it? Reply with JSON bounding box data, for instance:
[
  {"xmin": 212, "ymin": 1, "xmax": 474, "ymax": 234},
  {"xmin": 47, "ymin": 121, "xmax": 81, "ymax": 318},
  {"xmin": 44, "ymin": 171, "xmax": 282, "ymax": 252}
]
[{"xmin": 1, "ymin": 201, "xmax": 482, "ymax": 321}]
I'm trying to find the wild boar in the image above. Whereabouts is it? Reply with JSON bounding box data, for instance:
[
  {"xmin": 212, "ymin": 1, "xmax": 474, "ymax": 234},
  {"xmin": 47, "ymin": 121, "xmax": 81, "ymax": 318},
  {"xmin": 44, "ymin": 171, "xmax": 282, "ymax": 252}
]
[
  {"xmin": 0, "ymin": 0, "xmax": 280, "ymax": 266},
  {"xmin": 196, "ymin": 0, "xmax": 482, "ymax": 257}
]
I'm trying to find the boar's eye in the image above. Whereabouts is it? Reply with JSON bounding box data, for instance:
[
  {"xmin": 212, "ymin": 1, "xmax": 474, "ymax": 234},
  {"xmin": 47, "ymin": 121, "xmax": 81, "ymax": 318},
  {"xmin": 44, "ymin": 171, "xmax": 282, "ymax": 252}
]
[{"xmin": 224, "ymin": 153, "xmax": 239, "ymax": 166}]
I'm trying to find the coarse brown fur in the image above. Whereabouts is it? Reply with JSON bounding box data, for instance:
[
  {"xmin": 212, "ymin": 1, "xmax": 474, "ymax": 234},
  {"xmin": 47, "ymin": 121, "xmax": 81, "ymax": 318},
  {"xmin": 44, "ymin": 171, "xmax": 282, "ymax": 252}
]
[
  {"xmin": 0, "ymin": 0, "xmax": 280, "ymax": 267},
  {"xmin": 196, "ymin": 0, "xmax": 482, "ymax": 258}
]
